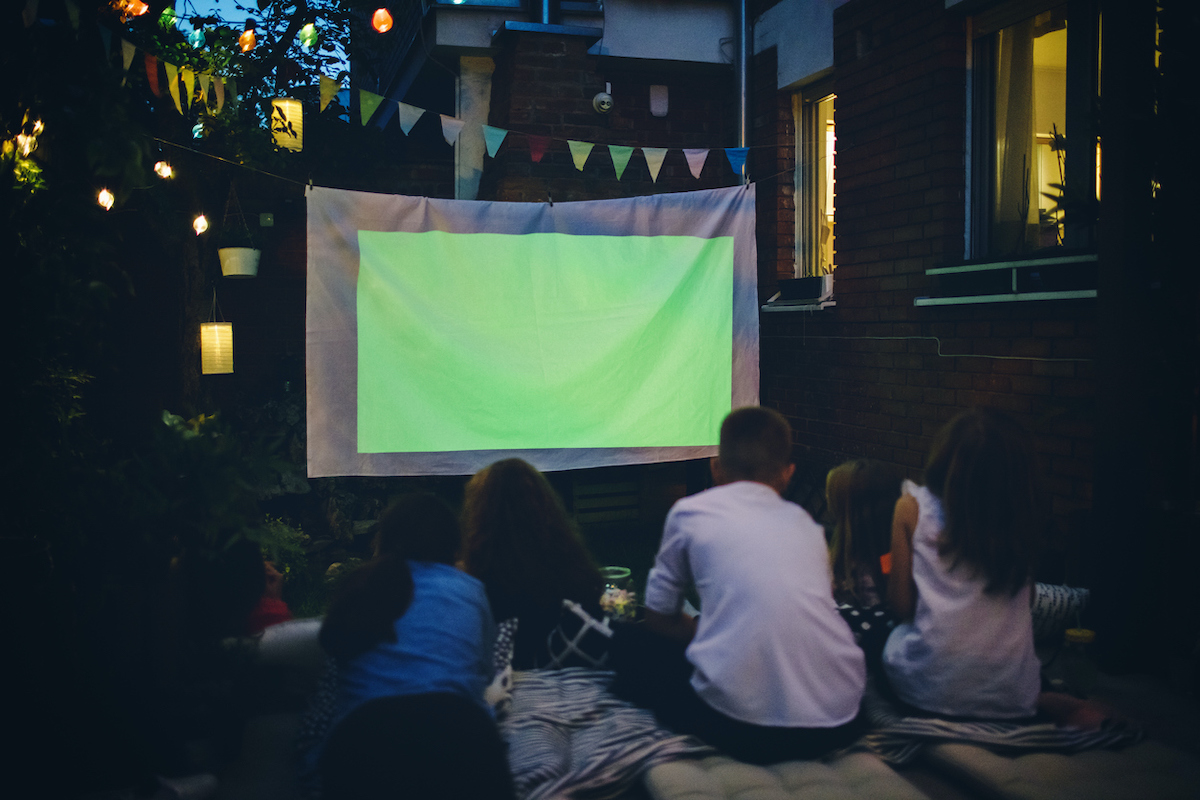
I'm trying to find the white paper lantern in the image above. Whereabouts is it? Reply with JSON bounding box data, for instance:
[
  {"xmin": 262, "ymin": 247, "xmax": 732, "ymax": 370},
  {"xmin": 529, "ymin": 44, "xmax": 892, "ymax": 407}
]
[
  {"xmin": 271, "ymin": 98, "xmax": 303, "ymax": 152},
  {"xmin": 200, "ymin": 322, "xmax": 233, "ymax": 374}
]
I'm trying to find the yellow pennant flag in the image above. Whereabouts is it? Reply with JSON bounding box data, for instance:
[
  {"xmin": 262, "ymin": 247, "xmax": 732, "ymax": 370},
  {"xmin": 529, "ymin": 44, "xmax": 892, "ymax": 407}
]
[
  {"xmin": 320, "ymin": 76, "xmax": 339, "ymax": 112},
  {"xmin": 164, "ymin": 62, "xmax": 182, "ymax": 114},
  {"xmin": 359, "ymin": 89, "xmax": 384, "ymax": 125},
  {"xmin": 180, "ymin": 67, "xmax": 195, "ymax": 110},
  {"xmin": 568, "ymin": 140, "xmax": 594, "ymax": 171},
  {"xmin": 213, "ymin": 76, "xmax": 225, "ymax": 113},
  {"xmin": 198, "ymin": 73, "xmax": 212, "ymax": 109}
]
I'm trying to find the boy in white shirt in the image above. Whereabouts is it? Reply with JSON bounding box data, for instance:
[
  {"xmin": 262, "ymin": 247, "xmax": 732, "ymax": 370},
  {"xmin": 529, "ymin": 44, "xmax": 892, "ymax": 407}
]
[{"xmin": 639, "ymin": 406, "xmax": 866, "ymax": 763}]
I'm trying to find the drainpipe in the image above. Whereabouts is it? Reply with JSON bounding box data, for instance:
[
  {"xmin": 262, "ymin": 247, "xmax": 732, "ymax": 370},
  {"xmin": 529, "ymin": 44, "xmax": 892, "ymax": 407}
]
[{"xmin": 738, "ymin": 0, "xmax": 749, "ymax": 185}]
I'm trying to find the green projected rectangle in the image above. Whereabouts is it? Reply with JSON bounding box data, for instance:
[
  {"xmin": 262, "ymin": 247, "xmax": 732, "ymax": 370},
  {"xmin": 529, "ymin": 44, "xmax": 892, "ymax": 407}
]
[{"xmin": 356, "ymin": 231, "xmax": 733, "ymax": 453}]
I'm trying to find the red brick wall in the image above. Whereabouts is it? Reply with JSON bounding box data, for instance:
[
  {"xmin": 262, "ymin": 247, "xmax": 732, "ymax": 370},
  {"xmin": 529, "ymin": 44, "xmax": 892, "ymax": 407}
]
[
  {"xmin": 760, "ymin": 0, "xmax": 1099, "ymax": 576},
  {"xmin": 482, "ymin": 31, "xmax": 739, "ymax": 202},
  {"xmin": 750, "ymin": 46, "xmax": 797, "ymax": 301}
]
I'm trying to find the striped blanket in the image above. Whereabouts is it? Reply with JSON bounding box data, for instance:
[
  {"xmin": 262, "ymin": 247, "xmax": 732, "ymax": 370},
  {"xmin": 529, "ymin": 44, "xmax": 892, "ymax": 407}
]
[
  {"xmin": 500, "ymin": 668, "xmax": 713, "ymax": 800},
  {"xmin": 853, "ymin": 683, "xmax": 1144, "ymax": 766}
]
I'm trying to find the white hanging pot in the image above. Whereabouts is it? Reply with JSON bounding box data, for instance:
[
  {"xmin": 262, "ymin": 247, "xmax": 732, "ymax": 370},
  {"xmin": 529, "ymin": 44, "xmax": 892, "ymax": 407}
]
[{"xmin": 218, "ymin": 247, "xmax": 261, "ymax": 278}]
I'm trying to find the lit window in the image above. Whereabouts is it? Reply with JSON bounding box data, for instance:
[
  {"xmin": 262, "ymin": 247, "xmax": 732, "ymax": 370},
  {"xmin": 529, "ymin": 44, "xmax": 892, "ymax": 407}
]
[{"xmin": 795, "ymin": 87, "xmax": 835, "ymax": 277}]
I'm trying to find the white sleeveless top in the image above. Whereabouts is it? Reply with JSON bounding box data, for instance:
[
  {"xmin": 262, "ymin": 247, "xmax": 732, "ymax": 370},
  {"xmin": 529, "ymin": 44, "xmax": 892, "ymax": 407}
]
[{"xmin": 882, "ymin": 481, "xmax": 1040, "ymax": 718}]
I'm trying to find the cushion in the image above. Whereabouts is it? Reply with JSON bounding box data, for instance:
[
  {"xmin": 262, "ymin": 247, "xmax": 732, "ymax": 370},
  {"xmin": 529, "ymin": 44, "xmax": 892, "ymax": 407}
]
[
  {"xmin": 923, "ymin": 740, "xmax": 1200, "ymax": 800},
  {"xmin": 643, "ymin": 753, "xmax": 932, "ymax": 800}
]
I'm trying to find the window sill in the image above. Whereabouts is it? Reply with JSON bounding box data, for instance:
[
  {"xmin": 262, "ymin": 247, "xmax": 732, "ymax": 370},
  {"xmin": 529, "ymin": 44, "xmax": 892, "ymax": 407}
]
[
  {"xmin": 761, "ymin": 300, "xmax": 837, "ymax": 313},
  {"xmin": 915, "ymin": 253, "xmax": 1096, "ymax": 307}
]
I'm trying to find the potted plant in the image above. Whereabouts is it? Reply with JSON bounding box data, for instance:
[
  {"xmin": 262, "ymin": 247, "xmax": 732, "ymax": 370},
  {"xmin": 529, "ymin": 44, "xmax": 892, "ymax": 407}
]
[{"xmin": 217, "ymin": 181, "xmax": 261, "ymax": 278}]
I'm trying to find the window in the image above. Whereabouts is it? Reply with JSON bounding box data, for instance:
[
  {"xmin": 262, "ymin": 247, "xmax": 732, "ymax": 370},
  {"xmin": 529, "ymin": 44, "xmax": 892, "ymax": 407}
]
[
  {"xmin": 968, "ymin": 1, "xmax": 1100, "ymax": 260},
  {"xmin": 795, "ymin": 86, "xmax": 836, "ymax": 277}
]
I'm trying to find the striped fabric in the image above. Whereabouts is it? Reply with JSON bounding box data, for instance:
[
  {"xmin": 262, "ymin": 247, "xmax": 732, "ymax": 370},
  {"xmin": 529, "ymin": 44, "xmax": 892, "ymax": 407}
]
[
  {"xmin": 853, "ymin": 682, "xmax": 1143, "ymax": 766},
  {"xmin": 500, "ymin": 668, "xmax": 714, "ymax": 800}
]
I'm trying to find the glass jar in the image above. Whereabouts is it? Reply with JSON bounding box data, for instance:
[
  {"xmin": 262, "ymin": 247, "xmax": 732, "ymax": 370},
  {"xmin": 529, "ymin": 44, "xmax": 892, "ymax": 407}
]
[
  {"xmin": 599, "ymin": 566, "xmax": 637, "ymax": 621},
  {"xmin": 1045, "ymin": 627, "xmax": 1098, "ymax": 696}
]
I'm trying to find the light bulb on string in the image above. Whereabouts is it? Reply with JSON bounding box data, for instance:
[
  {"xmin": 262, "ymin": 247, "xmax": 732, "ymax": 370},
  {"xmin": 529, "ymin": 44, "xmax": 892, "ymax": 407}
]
[
  {"xmin": 192, "ymin": 122, "xmax": 205, "ymax": 139},
  {"xmin": 298, "ymin": 22, "xmax": 319, "ymax": 50},
  {"xmin": 193, "ymin": 214, "xmax": 209, "ymax": 235},
  {"xmin": 16, "ymin": 133, "xmax": 36, "ymax": 156},
  {"xmin": 159, "ymin": 6, "xmax": 177, "ymax": 29},
  {"xmin": 98, "ymin": 188, "xmax": 114, "ymax": 210},
  {"xmin": 154, "ymin": 161, "xmax": 173, "ymax": 179},
  {"xmin": 239, "ymin": 20, "xmax": 257, "ymax": 53},
  {"xmin": 372, "ymin": 8, "xmax": 393, "ymax": 33},
  {"xmin": 187, "ymin": 27, "xmax": 205, "ymax": 48}
]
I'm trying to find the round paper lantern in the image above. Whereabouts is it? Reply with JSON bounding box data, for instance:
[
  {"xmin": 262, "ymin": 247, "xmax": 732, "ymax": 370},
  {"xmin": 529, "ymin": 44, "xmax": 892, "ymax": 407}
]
[
  {"xmin": 371, "ymin": 8, "xmax": 393, "ymax": 33},
  {"xmin": 200, "ymin": 322, "xmax": 233, "ymax": 374}
]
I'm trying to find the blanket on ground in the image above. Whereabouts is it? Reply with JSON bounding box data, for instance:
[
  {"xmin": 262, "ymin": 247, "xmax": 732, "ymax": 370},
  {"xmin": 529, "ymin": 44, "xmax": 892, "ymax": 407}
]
[
  {"xmin": 852, "ymin": 683, "xmax": 1143, "ymax": 766},
  {"xmin": 501, "ymin": 668, "xmax": 714, "ymax": 800}
]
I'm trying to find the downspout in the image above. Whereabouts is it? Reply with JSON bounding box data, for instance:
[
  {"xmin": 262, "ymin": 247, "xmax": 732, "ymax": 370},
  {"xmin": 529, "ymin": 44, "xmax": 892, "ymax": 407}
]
[{"xmin": 738, "ymin": 0, "xmax": 750, "ymax": 185}]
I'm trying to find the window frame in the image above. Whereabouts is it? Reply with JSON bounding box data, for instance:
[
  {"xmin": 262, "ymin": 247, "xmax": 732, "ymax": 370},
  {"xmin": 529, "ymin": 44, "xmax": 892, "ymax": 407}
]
[{"xmin": 794, "ymin": 80, "xmax": 836, "ymax": 279}]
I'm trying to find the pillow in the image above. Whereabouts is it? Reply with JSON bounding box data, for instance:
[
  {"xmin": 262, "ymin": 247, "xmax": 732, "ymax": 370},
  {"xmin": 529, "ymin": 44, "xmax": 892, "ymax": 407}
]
[
  {"xmin": 546, "ymin": 599, "xmax": 613, "ymax": 669},
  {"xmin": 486, "ymin": 617, "xmax": 518, "ymax": 714}
]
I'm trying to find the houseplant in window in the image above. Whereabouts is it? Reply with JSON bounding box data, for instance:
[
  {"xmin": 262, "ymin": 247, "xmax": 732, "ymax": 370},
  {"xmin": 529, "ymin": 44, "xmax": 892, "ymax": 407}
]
[{"xmin": 217, "ymin": 181, "xmax": 260, "ymax": 278}]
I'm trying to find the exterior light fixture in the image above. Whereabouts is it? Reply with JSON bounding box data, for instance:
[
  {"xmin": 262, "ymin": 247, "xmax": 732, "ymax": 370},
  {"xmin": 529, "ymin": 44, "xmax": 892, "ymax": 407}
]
[
  {"xmin": 193, "ymin": 214, "xmax": 209, "ymax": 235},
  {"xmin": 98, "ymin": 188, "xmax": 114, "ymax": 210},
  {"xmin": 371, "ymin": 8, "xmax": 393, "ymax": 33}
]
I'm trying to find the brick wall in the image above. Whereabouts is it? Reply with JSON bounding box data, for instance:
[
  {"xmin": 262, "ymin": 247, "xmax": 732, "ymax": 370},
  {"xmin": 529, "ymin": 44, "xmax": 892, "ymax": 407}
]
[
  {"xmin": 750, "ymin": 46, "xmax": 797, "ymax": 301},
  {"xmin": 481, "ymin": 30, "xmax": 739, "ymax": 202},
  {"xmin": 759, "ymin": 0, "xmax": 1100, "ymax": 578}
]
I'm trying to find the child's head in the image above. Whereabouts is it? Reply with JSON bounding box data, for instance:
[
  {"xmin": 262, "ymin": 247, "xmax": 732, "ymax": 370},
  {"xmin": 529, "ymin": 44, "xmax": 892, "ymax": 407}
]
[
  {"xmin": 716, "ymin": 406, "xmax": 794, "ymax": 490},
  {"xmin": 925, "ymin": 408, "xmax": 1042, "ymax": 595},
  {"xmin": 373, "ymin": 492, "xmax": 461, "ymax": 564},
  {"xmin": 826, "ymin": 459, "xmax": 900, "ymax": 597}
]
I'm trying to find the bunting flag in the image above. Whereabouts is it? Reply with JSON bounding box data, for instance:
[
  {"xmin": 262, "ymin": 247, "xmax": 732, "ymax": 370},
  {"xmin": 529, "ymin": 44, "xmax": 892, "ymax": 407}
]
[
  {"xmin": 568, "ymin": 140, "xmax": 594, "ymax": 171},
  {"xmin": 22, "ymin": 0, "xmax": 37, "ymax": 27},
  {"xmin": 180, "ymin": 66, "xmax": 195, "ymax": 111},
  {"xmin": 226, "ymin": 77, "xmax": 237, "ymax": 108},
  {"xmin": 608, "ymin": 145, "xmax": 634, "ymax": 180},
  {"xmin": 320, "ymin": 76, "xmax": 339, "ymax": 112},
  {"xmin": 198, "ymin": 73, "xmax": 211, "ymax": 109},
  {"xmin": 724, "ymin": 147, "xmax": 749, "ymax": 175},
  {"xmin": 99, "ymin": 25, "xmax": 112, "ymax": 59},
  {"xmin": 642, "ymin": 147, "xmax": 668, "ymax": 183},
  {"xmin": 213, "ymin": 76, "xmax": 225, "ymax": 112},
  {"xmin": 65, "ymin": 0, "xmax": 79, "ymax": 29},
  {"xmin": 120, "ymin": 39, "xmax": 136, "ymax": 85},
  {"xmin": 482, "ymin": 125, "xmax": 508, "ymax": 158},
  {"xmin": 144, "ymin": 53, "xmax": 160, "ymax": 97},
  {"xmin": 164, "ymin": 62, "xmax": 182, "ymax": 113},
  {"xmin": 359, "ymin": 89, "xmax": 384, "ymax": 125},
  {"xmin": 396, "ymin": 102, "xmax": 423, "ymax": 135},
  {"xmin": 439, "ymin": 115, "xmax": 465, "ymax": 146},
  {"xmin": 683, "ymin": 148, "xmax": 709, "ymax": 180},
  {"xmin": 527, "ymin": 134, "xmax": 549, "ymax": 163}
]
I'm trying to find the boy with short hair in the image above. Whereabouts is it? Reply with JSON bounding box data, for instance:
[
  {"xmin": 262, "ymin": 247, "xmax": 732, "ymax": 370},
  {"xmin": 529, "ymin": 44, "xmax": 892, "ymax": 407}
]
[{"xmin": 641, "ymin": 406, "xmax": 866, "ymax": 763}]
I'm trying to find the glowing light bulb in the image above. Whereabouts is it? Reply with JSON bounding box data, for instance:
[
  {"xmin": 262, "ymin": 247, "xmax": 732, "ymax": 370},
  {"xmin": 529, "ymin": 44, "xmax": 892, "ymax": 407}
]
[
  {"xmin": 159, "ymin": 7, "xmax": 177, "ymax": 28},
  {"xmin": 298, "ymin": 22, "xmax": 319, "ymax": 50},
  {"xmin": 371, "ymin": 8, "xmax": 393, "ymax": 33},
  {"xmin": 188, "ymin": 28, "xmax": 205, "ymax": 48},
  {"xmin": 128, "ymin": 0, "xmax": 149, "ymax": 16},
  {"xmin": 98, "ymin": 188, "xmax": 115, "ymax": 210},
  {"xmin": 16, "ymin": 133, "xmax": 36, "ymax": 156},
  {"xmin": 192, "ymin": 122, "xmax": 205, "ymax": 139},
  {"xmin": 239, "ymin": 20, "xmax": 257, "ymax": 53},
  {"xmin": 193, "ymin": 214, "xmax": 209, "ymax": 235},
  {"xmin": 31, "ymin": 119, "xmax": 44, "ymax": 135},
  {"xmin": 154, "ymin": 161, "xmax": 173, "ymax": 179}
]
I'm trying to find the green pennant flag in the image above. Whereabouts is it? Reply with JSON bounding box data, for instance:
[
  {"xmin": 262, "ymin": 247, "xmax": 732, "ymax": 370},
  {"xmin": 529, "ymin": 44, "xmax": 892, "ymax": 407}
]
[
  {"xmin": 609, "ymin": 145, "xmax": 634, "ymax": 180},
  {"xmin": 360, "ymin": 89, "xmax": 385, "ymax": 126}
]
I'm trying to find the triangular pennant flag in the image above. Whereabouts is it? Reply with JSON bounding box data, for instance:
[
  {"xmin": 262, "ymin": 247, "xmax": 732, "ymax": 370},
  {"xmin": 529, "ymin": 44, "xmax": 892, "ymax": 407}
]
[
  {"xmin": 608, "ymin": 145, "xmax": 634, "ymax": 180},
  {"xmin": 226, "ymin": 77, "xmax": 237, "ymax": 107},
  {"xmin": 683, "ymin": 148, "xmax": 709, "ymax": 179},
  {"xmin": 439, "ymin": 115, "xmax": 465, "ymax": 146},
  {"xmin": 164, "ymin": 62, "xmax": 182, "ymax": 114},
  {"xmin": 180, "ymin": 66, "xmax": 195, "ymax": 110},
  {"xmin": 359, "ymin": 89, "xmax": 384, "ymax": 125},
  {"xmin": 568, "ymin": 140, "xmax": 594, "ymax": 171},
  {"xmin": 527, "ymin": 134, "xmax": 549, "ymax": 163},
  {"xmin": 396, "ymin": 102, "xmax": 424, "ymax": 135},
  {"xmin": 98, "ymin": 25, "xmax": 112, "ymax": 59},
  {"xmin": 482, "ymin": 125, "xmax": 508, "ymax": 158},
  {"xmin": 22, "ymin": 0, "xmax": 38, "ymax": 27},
  {"xmin": 144, "ymin": 53, "xmax": 160, "ymax": 97},
  {"xmin": 320, "ymin": 76, "xmax": 339, "ymax": 112},
  {"xmin": 725, "ymin": 147, "xmax": 749, "ymax": 175},
  {"xmin": 198, "ymin": 73, "xmax": 211, "ymax": 110},
  {"xmin": 120, "ymin": 40, "xmax": 136, "ymax": 85},
  {"xmin": 213, "ymin": 76, "xmax": 225, "ymax": 113},
  {"xmin": 642, "ymin": 147, "xmax": 668, "ymax": 183},
  {"xmin": 65, "ymin": 0, "xmax": 79, "ymax": 29}
]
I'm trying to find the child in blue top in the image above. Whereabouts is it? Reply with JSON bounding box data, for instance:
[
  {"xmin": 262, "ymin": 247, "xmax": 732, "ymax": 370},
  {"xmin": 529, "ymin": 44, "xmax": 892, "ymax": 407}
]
[{"xmin": 883, "ymin": 409, "xmax": 1042, "ymax": 719}]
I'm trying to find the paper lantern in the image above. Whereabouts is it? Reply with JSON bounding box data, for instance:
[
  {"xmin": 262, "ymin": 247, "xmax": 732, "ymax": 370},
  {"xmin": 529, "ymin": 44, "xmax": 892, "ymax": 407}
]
[
  {"xmin": 271, "ymin": 98, "xmax": 303, "ymax": 151},
  {"xmin": 298, "ymin": 22, "xmax": 319, "ymax": 50},
  {"xmin": 371, "ymin": 8, "xmax": 393, "ymax": 33},
  {"xmin": 193, "ymin": 214, "xmax": 209, "ymax": 235},
  {"xmin": 239, "ymin": 20, "xmax": 257, "ymax": 53},
  {"xmin": 200, "ymin": 322, "xmax": 233, "ymax": 374},
  {"xmin": 98, "ymin": 188, "xmax": 114, "ymax": 210}
]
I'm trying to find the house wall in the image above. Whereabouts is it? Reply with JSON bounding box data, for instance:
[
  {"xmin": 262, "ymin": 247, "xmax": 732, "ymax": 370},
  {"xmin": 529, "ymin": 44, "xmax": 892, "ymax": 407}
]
[{"xmin": 756, "ymin": 0, "xmax": 1100, "ymax": 580}]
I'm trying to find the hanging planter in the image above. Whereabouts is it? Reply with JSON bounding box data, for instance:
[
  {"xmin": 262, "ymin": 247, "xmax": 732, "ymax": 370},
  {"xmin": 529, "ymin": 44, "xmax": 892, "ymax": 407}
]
[{"xmin": 217, "ymin": 181, "xmax": 261, "ymax": 278}]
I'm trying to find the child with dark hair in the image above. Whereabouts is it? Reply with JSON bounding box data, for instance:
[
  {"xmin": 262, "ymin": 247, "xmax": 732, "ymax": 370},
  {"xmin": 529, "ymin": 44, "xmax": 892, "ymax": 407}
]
[
  {"xmin": 633, "ymin": 406, "xmax": 866, "ymax": 764},
  {"xmin": 883, "ymin": 408, "xmax": 1043, "ymax": 719},
  {"xmin": 461, "ymin": 458, "xmax": 604, "ymax": 669},
  {"xmin": 314, "ymin": 493, "xmax": 497, "ymax": 780}
]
